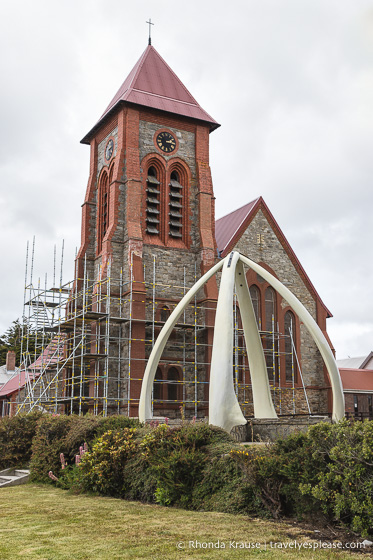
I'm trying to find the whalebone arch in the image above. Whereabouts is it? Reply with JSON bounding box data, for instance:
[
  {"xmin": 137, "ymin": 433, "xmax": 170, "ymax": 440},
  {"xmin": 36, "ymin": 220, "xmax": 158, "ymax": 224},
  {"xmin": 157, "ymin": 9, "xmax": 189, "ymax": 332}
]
[{"xmin": 139, "ymin": 251, "xmax": 344, "ymax": 432}]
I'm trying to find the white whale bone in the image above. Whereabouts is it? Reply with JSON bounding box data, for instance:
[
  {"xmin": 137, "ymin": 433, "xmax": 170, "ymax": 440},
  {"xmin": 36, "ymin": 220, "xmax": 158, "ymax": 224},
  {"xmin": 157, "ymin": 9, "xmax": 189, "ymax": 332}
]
[
  {"xmin": 234, "ymin": 259, "xmax": 277, "ymax": 418},
  {"xmin": 209, "ymin": 252, "xmax": 247, "ymax": 431},
  {"xmin": 138, "ymin": 258, "xmax": 225, "ymax": 423},
  {"xmin": 139, "ymin": 250, "xmax": 344, "ymax": 429},
  {"xmin": 239, "ymin": 254, "xmax": 344, "ymax": 422}
]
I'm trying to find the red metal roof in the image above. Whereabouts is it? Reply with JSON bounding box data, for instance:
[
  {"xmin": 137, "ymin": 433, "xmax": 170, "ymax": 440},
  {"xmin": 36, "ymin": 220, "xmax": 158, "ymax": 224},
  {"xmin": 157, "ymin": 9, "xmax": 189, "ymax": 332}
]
[
  {"xmin": 215, "ymin": 196, "xmax": 332, "ymax": 318},
  {"xmin": 339, "ymin": 368, "xmax": 373, "ymax": 392},
  {"xmin": 82, "ymin": 45, "xmax": 219, "ymax": 144},
  {"xmin": 0, "ymin": 340, "xmax": 62, "ymax": 398},
  {"xmin": 0, "ymin": 370, "xmax": 39, "ymax": 397},
  {"xmin": 215, "ymin": 198, "xmax": 260, "ymax": 256}
]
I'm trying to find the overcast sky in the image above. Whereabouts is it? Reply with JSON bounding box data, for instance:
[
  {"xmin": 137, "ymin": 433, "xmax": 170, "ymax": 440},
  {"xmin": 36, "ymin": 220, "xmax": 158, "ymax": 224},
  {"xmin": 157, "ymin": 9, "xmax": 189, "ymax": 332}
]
[{"xmin": 0, "ymin": 0, "xmax": 372, "ymax": 360}]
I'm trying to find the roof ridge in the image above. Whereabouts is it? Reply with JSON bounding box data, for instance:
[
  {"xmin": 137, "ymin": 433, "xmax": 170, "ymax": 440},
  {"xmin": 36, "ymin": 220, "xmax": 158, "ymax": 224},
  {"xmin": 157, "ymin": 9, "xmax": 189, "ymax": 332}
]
[
  {"xmin": 126, "ymin": 45, "xmax": 149, "ymax": 92},
  {"xmin": 216, "ymin": 197, "xmax": 260, "ymax": 222},
  {"xmin": 147, "ymin": 46, "xmax": 199, "ymax": 105},
  {"xmin": 215, "ymin": 197, "xmax": 332, "ymax": 318},
  {"xmin": 222, "ymin": 199, "xmax": 260, "ymax": 251},
  {"xmin": 99, "ymin": 46, "xmax": 149, "ymax": 119}
]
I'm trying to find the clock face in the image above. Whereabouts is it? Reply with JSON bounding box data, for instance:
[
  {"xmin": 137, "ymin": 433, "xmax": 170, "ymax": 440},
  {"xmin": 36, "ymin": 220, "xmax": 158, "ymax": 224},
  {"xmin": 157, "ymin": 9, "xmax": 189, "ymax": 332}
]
[
  {"xmin": 156, "ymin": 131, "xmax": 177, "ymax": 153},
  {"xmin": 105, "ymin": 139, "xmax": 114, "ymax": 160}
]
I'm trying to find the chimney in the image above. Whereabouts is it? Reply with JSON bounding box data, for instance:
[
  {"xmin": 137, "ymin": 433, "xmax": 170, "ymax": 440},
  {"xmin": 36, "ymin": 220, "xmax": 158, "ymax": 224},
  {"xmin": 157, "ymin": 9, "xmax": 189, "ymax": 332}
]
[{"xmin": 6, "ymin": 351, "xmax": 16, "ymax": 372}]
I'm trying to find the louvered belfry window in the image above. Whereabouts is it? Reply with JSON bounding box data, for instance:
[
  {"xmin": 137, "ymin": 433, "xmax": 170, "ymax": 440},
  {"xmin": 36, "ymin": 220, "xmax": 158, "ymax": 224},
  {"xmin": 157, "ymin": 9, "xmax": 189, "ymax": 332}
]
[
  {"xmin": 168, "ymin": 171, "xmax": 183, "ymax": 238},
  {"xmin": 146, "ymin": 166, "xmax": 161, "ymax": 235}
]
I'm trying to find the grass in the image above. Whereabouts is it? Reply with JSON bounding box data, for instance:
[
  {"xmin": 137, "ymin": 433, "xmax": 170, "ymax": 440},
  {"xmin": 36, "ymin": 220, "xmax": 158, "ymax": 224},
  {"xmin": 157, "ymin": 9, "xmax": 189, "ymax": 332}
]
[{"xmin": 0, "ymin": 485, "xmax": 369, "ymax": 560}]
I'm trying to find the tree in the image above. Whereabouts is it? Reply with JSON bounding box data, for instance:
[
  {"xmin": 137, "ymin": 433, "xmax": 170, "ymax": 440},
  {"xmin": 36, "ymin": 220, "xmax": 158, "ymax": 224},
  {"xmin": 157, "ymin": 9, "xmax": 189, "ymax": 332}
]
[{"xmin": 0, "ymin": 320, "xmax": 51, "ymax": 367}]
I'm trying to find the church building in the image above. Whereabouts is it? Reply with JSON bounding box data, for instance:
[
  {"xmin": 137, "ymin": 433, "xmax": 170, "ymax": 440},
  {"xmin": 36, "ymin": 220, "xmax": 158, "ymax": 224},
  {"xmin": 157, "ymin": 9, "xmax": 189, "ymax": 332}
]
[
  {"xmin": 69, "ymin": 42, "xmax": 335, "ymax": 420},
  {"xmin": 1, "ymin": 42, "xmax": 337, "ymax": 421}
]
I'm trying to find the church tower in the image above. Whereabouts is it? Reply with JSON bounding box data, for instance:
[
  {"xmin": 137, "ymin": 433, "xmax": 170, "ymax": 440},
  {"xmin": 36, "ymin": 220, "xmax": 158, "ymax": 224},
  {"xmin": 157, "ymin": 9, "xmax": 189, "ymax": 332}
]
[{"xmin": 75, "ymin": 45, "xmax": 220, "ymax": 417}]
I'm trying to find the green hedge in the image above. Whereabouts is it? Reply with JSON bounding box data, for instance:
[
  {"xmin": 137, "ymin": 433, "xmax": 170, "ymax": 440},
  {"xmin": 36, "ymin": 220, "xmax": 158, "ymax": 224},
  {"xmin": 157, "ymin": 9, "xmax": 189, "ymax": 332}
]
[
  {"xmin": 0, "ymin": 412, "xmax": 138, "ymax": 477},
  {"xmin": 0, "ymin": 412, "xmax": 43, "ymax": 469},
  {"xmin": 29, "ymin": 414, "xmax": 139, "ymax": 482},
  {"xmin": 230, "ymin": 420, "xmax": 373, "ymax": 537}
]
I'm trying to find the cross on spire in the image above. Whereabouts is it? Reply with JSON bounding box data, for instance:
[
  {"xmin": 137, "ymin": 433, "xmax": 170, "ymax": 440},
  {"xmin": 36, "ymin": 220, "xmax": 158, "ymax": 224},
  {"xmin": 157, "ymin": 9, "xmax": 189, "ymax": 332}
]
[{"xmin": 146, "ymin": 18, "xmax": 154, "ymax": 45}]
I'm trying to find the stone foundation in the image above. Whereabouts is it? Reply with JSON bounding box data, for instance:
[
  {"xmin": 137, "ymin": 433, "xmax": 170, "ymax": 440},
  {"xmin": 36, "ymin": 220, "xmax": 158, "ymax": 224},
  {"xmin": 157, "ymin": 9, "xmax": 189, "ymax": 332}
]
[{"xmin": 231, "ymin": 416, "xmax": 332, "ymax": 443}]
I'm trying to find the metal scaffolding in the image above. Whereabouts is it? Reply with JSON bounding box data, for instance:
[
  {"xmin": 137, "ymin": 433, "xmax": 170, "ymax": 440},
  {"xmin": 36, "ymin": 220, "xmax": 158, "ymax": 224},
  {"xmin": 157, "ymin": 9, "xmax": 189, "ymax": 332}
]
[{"xmin": 8, "ymin": 241, "xmax": 311, "ymax": 419}]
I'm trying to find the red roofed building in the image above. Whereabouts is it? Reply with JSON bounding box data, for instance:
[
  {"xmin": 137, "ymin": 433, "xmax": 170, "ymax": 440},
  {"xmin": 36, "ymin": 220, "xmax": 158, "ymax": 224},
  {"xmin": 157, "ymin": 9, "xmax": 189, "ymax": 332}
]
[
  {"xmin": 339, "ymin": 369, "xmax": 373, "ymax": 419},
  {"xmin": 0, "ymin": 371, "xmax": 40, "ymax": 416},
  {"xmin": 337, "ymin": 353, "xmax": 373, "ymax": 419},
  {"xmin": 0, "ymin": 340, "xmax": 63, "ymax": 416},
  {"xmin": 11, "ymin": 43, "xmax": 350, "ymax": 421}
]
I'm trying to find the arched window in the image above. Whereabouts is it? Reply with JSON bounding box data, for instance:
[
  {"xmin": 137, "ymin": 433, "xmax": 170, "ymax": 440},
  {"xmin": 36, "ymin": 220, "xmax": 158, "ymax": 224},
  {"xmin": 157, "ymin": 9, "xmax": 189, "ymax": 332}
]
[
  {"xmin": 265, "ymin": 287, "xmax": 276, "ymax": 332},
  {"xmin": 167, "ymin": 367, "xmax": 179, "ymax": 402},
  {"xmin": 153, "ymin": 367, "xmax": 163, "ymax": 402},
  {"xmin": 168, "ymin": 170, "xmax": 183, "ymax": 238},
  {"xmin": 284, "ymin": 310, "xmax": 297, "ymax": 383},
  {"xmin": 249, "ymin": 285, "xmax": 261, "ymax": 327},
  {"xmin": 264, "ymin": 287, "xmax": 278, "ymax": 382},
  {"xmin": 146, "ymin": 166, "xmax": 161, "ymax": 235},
  {"xmin": 98, "ymin": 172, "xmax": 109, "ymax": 253}
]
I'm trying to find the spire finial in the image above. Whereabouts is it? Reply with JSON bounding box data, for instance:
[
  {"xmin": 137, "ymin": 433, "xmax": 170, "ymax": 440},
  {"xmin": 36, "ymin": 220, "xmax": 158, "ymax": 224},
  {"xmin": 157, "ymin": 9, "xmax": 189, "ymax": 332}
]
[{"xmin": 146, "ymin": 18, "xmax": 154, "ymax": 45}]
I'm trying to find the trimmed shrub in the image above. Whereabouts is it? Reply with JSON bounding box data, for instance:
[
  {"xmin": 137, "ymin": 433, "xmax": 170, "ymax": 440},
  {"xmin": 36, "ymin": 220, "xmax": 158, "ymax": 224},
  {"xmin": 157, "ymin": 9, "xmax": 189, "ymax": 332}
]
[
  {"xmin": 30, "ymin": 414, "xmax": 73, "ymax": 482},
  {"xmin": 0, "ymin": 412, "xmax": 43, "ymax": 469},
  {"xmin": 30, "ymin": 414, "xmax": 140, "ymax": 482},
  {"xmin": 229, "ymin": 420, "xmax": 373, "ymax": 538},
  {"xmin": 65, "ymin": 423, "xmax": 236, "ymax": 507},
  {"xmin": 76, "ymin": 428, "xmax": 138, "ymax": 496},
  {"xmin": 139, "ymin": 424, "xmax": 233, "ymax": 507},
  {"xmin": 191, "ymin": 453, "xmax": 252, "ymax": 514},
  {"xmin": 299, "ymin": 420, "xmax": 373, "ymax": 538}
]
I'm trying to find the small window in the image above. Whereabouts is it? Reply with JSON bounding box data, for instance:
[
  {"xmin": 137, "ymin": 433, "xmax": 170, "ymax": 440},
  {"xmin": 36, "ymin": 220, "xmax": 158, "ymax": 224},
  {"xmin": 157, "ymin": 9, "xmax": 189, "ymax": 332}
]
[
  {"xmin": 368, "ymin": 395, "xmax": 372, "ymax": 417},
  {"xmin": 249, "ymin": 285, "xmax": 261, "ymax": 327},
  {"xmin": 264, "ymin": 287, "xmax": 278, "ymax": 381},
  {"xmin": 265, "ymin": 287, "xmax": 276, "ymax": 332},
  {"xmin": 168, "ymin": 171, "xmax": 183, "ymax": 238},
  {"xmin": 354, "ymin": 395, "xmax": 359, "ymax": 415},
  {"xmin": 146, "ymin": 167, "xmax": 161, "ymax": 235}
]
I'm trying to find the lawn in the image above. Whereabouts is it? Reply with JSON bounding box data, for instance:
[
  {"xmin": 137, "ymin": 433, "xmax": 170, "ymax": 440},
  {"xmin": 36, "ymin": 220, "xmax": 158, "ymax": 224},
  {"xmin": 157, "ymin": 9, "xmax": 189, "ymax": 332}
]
[{"xmin": 0, "ymin": 485, "xmax": 369, "ymax": 560}]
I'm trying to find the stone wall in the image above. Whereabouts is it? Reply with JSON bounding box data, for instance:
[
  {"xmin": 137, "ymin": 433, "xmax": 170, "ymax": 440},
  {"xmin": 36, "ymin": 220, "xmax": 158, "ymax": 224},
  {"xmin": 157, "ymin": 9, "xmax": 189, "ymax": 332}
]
[
  {"xmin": 245, "ymin": 416, "xmax": 332, "ymax": 443},
  {"xmin": 233, "ymin": 209, "xmax": 317, "ymax": 315},
  {"xmin": 97, "ymin": 126, "xmax": 118, "ymax": 179},
  {"xmin": 231, "ymin": 208, "xmax": 328, "ymax": 415},
  {"xmin": 139, "ymin": 121, "xmax": 196, "ymax": 172}
]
